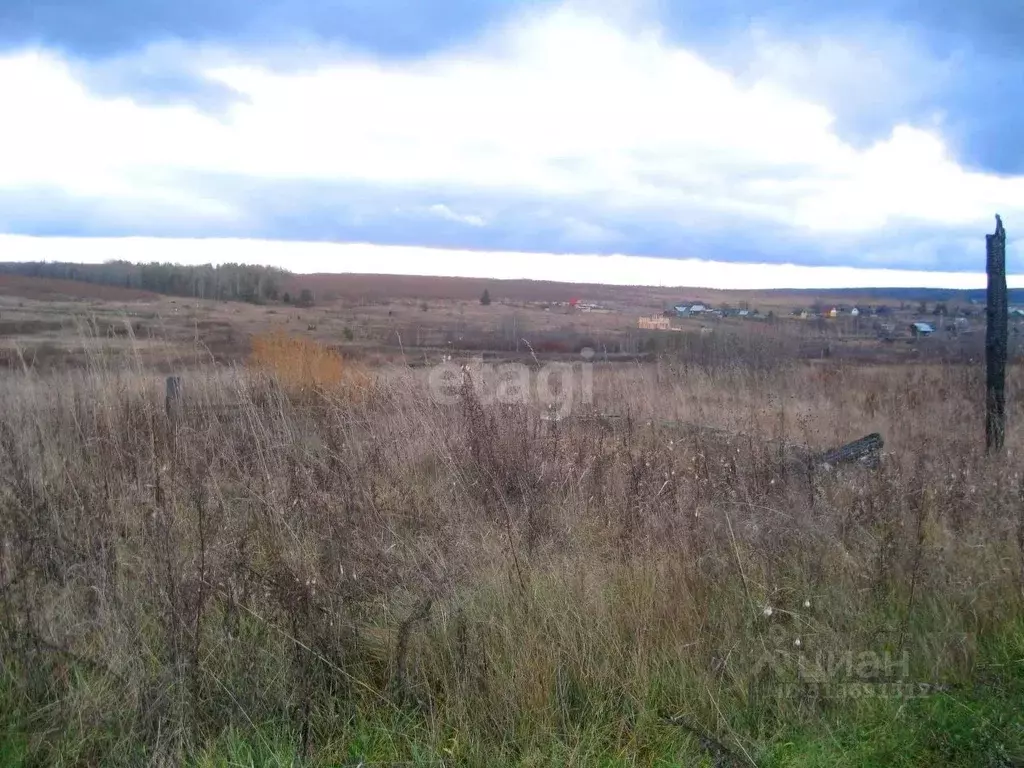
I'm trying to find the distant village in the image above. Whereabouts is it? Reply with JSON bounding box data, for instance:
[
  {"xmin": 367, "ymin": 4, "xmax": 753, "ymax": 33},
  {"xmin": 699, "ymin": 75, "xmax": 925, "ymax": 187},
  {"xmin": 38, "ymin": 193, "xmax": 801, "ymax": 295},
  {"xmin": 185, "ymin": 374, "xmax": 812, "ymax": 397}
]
[{"xmin": 636, "ymin": 298, "xmax": 1024, "ymax": 339}]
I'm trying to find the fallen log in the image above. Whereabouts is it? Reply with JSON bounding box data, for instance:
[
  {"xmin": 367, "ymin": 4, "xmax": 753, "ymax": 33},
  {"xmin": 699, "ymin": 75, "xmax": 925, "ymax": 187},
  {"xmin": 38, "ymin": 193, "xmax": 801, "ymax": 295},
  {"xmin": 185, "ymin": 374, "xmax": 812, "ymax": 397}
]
[
  {"xmin": 577, "ymin": 412, "xmax": 885, "ymax": 473},
  {"xmin": 817, "ymin": 432, "xmax": 884, "ymax": 469}
]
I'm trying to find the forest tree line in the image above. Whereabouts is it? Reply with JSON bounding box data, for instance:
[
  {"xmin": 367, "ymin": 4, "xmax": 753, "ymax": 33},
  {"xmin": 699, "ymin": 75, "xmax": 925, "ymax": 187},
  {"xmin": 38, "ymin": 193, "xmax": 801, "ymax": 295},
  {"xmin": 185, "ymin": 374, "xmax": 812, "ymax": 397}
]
[{"xmin": 0, "ymin": 260, "xmax": 294, "ymax": 304}]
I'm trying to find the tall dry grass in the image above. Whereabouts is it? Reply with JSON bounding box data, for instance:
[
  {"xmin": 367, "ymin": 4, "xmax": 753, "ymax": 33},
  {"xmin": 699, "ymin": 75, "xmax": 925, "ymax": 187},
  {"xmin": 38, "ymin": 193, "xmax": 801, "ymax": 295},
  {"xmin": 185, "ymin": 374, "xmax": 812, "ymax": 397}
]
[{"xmin": 0, "ymin": 350, "xmax": 1022, "ymax": 766}]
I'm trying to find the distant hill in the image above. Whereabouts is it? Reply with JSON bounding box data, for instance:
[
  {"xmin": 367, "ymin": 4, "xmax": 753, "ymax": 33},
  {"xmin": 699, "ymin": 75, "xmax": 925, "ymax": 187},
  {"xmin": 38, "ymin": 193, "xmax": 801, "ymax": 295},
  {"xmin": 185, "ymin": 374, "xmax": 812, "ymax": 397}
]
[
  {"xmin": 0, "ymin": 261, "xmax": 1017, "ymax": 308},
  {"xmin": 291, "ymin": 273, "xmax": 1020, "ymax": 307}
]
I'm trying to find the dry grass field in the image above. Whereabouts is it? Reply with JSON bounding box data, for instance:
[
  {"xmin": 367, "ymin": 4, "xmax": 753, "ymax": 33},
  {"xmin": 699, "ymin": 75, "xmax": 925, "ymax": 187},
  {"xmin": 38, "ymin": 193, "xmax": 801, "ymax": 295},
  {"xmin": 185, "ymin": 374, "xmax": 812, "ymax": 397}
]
[
  {"xmin": 0, "ymin": 275, "xmax": 1022, "ymax": 767},
  {"xmin": 0, "ymin": 273, "xmax": 996, "ymax": 371}
]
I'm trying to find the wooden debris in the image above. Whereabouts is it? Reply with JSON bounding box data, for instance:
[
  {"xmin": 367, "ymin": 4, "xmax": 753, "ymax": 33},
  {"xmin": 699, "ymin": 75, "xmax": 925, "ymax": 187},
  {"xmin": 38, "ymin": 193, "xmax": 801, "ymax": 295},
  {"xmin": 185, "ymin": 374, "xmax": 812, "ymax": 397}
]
[{"xmin": 578, "ymin": 412, "xmax": 885, "ymax": 472}]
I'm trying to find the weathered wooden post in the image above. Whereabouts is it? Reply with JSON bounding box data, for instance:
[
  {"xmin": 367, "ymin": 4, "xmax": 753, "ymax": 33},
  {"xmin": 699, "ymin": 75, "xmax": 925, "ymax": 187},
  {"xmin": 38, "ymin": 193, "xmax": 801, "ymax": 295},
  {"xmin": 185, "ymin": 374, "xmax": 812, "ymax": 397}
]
[
  {"xmin": 986, "ymin": 215, "xmax": 1008, "ymax": 453},
  {"xmin": 165, "ymin": 375, "xmax": 182, "ymax": 419}
]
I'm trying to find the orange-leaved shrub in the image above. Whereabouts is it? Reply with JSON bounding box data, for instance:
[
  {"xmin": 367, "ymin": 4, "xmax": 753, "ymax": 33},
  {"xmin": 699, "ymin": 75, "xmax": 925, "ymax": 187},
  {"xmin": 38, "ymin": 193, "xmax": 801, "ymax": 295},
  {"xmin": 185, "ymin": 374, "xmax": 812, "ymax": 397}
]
[{"xmin": 248, "ymin": 330, "xmax": 370, "ymax": 400}]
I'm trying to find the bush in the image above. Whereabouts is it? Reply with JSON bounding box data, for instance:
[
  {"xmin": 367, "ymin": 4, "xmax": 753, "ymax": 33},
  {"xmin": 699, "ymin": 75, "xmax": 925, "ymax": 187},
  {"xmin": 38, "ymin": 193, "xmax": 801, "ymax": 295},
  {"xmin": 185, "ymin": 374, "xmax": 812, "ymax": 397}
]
[{"xmin": 248, "ymin": 330, "xmax": 369, "ymax": 399}]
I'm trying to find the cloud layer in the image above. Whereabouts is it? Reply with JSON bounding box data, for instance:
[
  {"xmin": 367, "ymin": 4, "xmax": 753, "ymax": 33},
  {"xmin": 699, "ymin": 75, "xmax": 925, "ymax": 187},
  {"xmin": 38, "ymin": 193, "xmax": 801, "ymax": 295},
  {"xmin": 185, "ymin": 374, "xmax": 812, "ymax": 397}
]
[{"xmin": 0, "ymin": 1, "xmax": 1021, "ymax": 282}]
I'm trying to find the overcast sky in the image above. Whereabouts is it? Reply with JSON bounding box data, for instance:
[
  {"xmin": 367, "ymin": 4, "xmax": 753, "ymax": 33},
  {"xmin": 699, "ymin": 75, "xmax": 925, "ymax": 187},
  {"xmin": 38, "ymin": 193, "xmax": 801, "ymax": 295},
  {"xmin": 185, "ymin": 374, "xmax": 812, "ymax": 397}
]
[{"xmin": 0, "ymin": 0, "xmax": 1021, "ymax": 286}]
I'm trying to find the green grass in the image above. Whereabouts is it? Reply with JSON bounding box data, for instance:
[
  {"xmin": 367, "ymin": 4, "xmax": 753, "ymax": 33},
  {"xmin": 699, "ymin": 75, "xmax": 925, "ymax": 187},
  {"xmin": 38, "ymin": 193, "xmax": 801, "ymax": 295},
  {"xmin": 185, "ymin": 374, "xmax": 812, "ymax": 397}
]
[{"xmin": 2, "ymin": 586, "xmax": 1020, "ymax": 767}]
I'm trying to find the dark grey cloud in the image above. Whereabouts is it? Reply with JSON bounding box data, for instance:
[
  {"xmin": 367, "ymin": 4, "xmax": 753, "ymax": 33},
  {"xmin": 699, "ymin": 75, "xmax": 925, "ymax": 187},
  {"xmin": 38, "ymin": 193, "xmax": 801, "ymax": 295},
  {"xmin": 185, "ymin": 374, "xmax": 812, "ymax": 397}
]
[
  {"xmin": 0, "ymin": 0, "xmax": 550, "ymax": 116},
  {"xmin": 0, "ymin": 0, "xmax": 1021, "ymax": 266},
  {"xmin": 2, "ymin": 0, "xmax": 1021, "ymax": 173},
  {"xmin": 77, "ymin": 49, "xmax": 248, "ymax": 114},
  {"xmin": 2, "ymin": 176, "xmax": 1018, "ymax": 273},
  {"xmin": 0, "ymin": 186, "xmax": 246, "ymax": 238},
  {"xmin": 7, "ymin": 0, "xmax": 1019, "ymax": 59},
  {"xmin": 0, "ymin": 0, "xmax": 548, "ymax": 59},
  {"xmin": 662, "ymin": 0, "xmax": 1024, "ymax": 174},
  {"xmin": 661, "ymin": 0, "xmax": 1024, "ymax": 56}
]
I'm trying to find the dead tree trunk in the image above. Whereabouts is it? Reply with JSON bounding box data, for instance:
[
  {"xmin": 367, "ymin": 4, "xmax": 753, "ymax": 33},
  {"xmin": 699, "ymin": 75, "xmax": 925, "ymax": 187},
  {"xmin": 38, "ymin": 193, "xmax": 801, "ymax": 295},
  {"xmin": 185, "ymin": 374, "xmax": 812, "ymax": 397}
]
[{"xmin": 986, "ymin": 214, "xmax": 1008, "ymax": 453}]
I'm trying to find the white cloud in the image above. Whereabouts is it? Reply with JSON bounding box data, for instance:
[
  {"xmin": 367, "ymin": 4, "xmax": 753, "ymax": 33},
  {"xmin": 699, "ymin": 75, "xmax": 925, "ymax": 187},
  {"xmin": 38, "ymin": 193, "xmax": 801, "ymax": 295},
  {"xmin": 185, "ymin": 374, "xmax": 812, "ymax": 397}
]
[
  {"xmin": 0, "ymin": 3, "xmax": 1021, "ymax": 253},
  {"xmin": 0, "ymin": 51, "xmax": 241, "ymax": 220},
  {"xmin": 559, "ymin": 217, "xmax": 618, "ymax": 245},
  {"xmin": 426, "ymin": 204, "xmax": 487, "ymax": 227}
]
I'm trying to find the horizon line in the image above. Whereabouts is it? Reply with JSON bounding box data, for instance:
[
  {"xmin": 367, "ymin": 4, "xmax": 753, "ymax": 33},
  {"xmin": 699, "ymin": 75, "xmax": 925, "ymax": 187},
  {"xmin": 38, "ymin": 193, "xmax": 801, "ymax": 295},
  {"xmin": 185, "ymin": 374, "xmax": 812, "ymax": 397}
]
[{"xmin": 0, "ymin": 234, "xmax": 1021, "ymax": 292}]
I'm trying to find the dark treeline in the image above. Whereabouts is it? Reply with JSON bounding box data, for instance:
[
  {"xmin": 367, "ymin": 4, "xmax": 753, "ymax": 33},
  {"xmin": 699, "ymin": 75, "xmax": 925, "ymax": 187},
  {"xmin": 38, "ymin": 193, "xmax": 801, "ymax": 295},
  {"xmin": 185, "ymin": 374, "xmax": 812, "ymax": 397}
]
[{"xmin": 0, "ymin": 260, "xmax": 292, "ymax": 303}]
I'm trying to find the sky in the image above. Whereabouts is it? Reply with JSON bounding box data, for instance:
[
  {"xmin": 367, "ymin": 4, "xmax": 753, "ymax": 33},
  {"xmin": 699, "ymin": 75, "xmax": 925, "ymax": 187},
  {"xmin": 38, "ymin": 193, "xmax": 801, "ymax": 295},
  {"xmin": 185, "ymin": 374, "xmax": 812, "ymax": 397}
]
[{"xmin": 0, "ymin": 0, "xmax": 1022, "ymax": 287}]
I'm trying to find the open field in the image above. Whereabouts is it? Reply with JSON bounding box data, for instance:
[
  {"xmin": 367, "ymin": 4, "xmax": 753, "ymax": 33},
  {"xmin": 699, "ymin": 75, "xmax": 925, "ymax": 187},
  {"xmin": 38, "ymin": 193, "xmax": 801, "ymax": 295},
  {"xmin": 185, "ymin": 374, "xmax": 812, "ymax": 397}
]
[
  {"xmin": 0, "ymin": 273, "xmax": 1010, "ymax": 373},
  {"xmin": 0, "ymin": 274, "xmax": 161, "ymax": 302},
  {"xmin": 0, "ymin": 275, "xmax": 1022, "ymax": 766}
]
